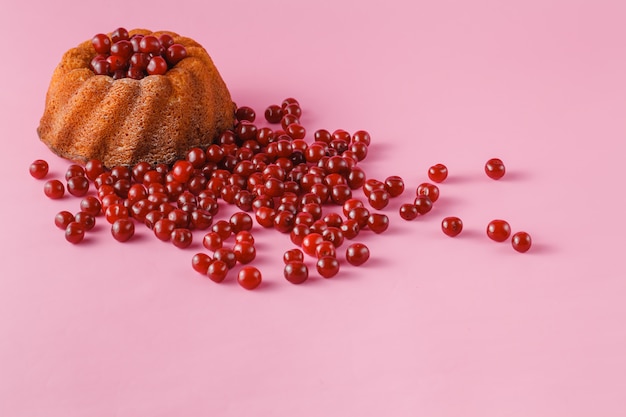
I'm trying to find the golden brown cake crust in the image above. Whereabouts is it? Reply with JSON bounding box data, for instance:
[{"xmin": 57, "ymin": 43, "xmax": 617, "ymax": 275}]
[{"xmin": 38, "ymin": 29, "xmax": 236, "ymax": 167}]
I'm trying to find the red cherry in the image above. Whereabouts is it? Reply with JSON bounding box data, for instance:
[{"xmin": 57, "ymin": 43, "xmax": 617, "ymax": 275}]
[
  {"xmin": 29, "ymin": 159, "xmax": 49, "ymax": 179},
  {"xmin": 340, "ymin": 219, "xmax": 360, "ymax": 240},
  {"xmin": 67, "ymin": 176, "xmax": 90, "ymax": 197},
  {"xmin": 171, "ymin": 160, "xmax": 194, "ymax": 183},
  {"xmin": 352, "ymin": 130, "xmax": 371, "ymax": 146},
  {"xmin": 384, "ymin": 176, "xmax": 404, "ymax": 197},
  {"xmin": 110, "ymin": 40, "xmax": 133, "ymax": 60},
  {"xmin": 74, "ymin": 211, "xmax": 95, "ymax": 231},
  {"xmin": 139, "ymin": 35, "xmax": 161, "ymax": 54},
  {"xmin": 159, "ymin": 33, "xmax": 175, "ymax": 49},
  {"xmin": 487, "ymin": 219, "xmax": 511, "ymax": 242},
  {"xmin": 171, "ymin": 228, "xmax": 193, "ymax": 248},
  {"xmin": 91, "ymin": 58, "xmax": 110, "ymax": 75},
  {"xmin": 85, "ymin": 159, "xmax": 105, "ymax": 181},
  {"xmin": 154, "ymin": 218, "xmax": 176, "ymax": 241},
  {"xmin": 91, "ymin": 33, "xmax": 111, "ymax": 54},
  {"xmin": 111, "ymin": 27, "xmax": 130, "ymax": 43},
  {"xmin": 238, "ymin": 267, "xmax": 262, "ymax": 290},
  {"xmin": 485, "ymin": 158, "xmax": 506, "ymax": 180},
  {"xmin": 367, "ymin": 189, "xmax": 390, "ymax": 210},
  {"xmin": 512, "ymin": 231, "xmax": 532, "ymax": 253},
  {"xmin": 147, "ymin": 56, "xmax": 168, "ymax": 75},
  {"xmin": 315, "ymin": 241, "xmax": 336, "ymax": 258},
  {"xmin": 166, "ymin": 44, "xmax": 188, "ymax": 66},
  {"xmin": 302, "ymin": 233, "xmax": 324, "ymax": 256},
  {"xmin": 367, "ymin": 213, "xmax": 389, "ymax": 234},
  {"xmin": 202, "ymin": 231, "xmax": 223, "ymax": 251},
  {"xmin": 65, "ymin": 222, "xmax": 85, "ymax": 244},
  {"xmin": 44, "ymin": 179, "xmax": 64, "ymax": 199},
  {"xmin": 213, "ymin": 248, "xmax": 237, "ymax": 269},
  {"xmin": 416, "ymin": 183, "xmax": 439, "ymax": 203},
  {"xmin": 55, "ymin": 211, "xmax": 75, "ymax": 229},
  {"xmin": 345, "ymin": 243, "xmax": 369, "ymax": 266},
  {"xmin": 413, "ymin": 196, "xmax": 433, "ymax": 215},
  {"xmin": 283, "ymin": 248, "xmax": 304, "ymax": 263},
  {"xmin": 428, "ymin": 163, "xmax": 448, "ymax": 183},
  {"xmin": 399, "ymin": 204, "xmax": 418, "ymax": 221},
  {"xmin": 207, "ymin": 260, "xmax": 229, "ymax": 283},
  {"xmin": 106, "ymin": 54, "xmax": 126, "ymax": 71},
  {"xmin": 284, "ymin": 262, "xmax": 308, "ymax": 284},
  {"xmin": 192, "ymin": 253, "xmax": 213, "ymax": 275},
  {"xmin": 233, "ymin": 241, "xmax": 256, "ymax": 264},
  {"xmin": 111, "ymin": 218, "xmax": 135, "ymax": 242},
  {"xmin": 441, "ymin": 217, "xmax": 463, "ymax": 237},
  {"xmin": 264, "ymin": 105, "xmax": 283, "ymax": 123},
  {"xmin": 316, "ymin": 256, "xmax": 339, "ymax": 278}
]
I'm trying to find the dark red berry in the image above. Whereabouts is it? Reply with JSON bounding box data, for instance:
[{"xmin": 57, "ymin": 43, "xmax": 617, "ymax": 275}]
[
  {"xmin": 441, "ymin": 217, "xmax": 463, "ymax": 237},
  {"xmin": 345, "ymin": 243, "xmax": 369, "ymax": 266},
  {"xmin": 487, "ymin": 219, "xmax": 511, "ymax": 242},
  {"xmin": 284, "ymin": 262, "xmax": 308, "ymax": 284},
  {"xmin": 316, "ymin": 256, "xmax": 339, "ymax": 278},
  {"xmin": 238, "ymin": 267, "xmax": 262, "ymax": 290},
  {"xmin": 485, "ymin": 158, "xmax": 506, "ymax": 180},
  {"xmin": 512, "ymin": 231, "xmax": 532, "ymax": 253},
  {"xmin": 65, "ymin": 222, "xmax": 85, "ymax": 244},
  {"xmin": 44, "ymin": 180, "xmax": 64, "ymax": 199},
  {"xmin": 428, "ymin": 163, "xmax": 448, "ymax": 183},
  {"xmin": 112, "ymin": 218, "xmax": 135, "ymax": 242},
  {"xmin": 29, "ymin": 159, "xmax": 49, "ymax": 179}
]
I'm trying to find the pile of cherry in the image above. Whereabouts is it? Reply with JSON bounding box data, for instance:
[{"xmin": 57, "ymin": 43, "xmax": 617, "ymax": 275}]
[
  {"xmin": 29, "ymin": 98, "xmax": 532, "ymax": 290},
  {"xmin": 89, "ymin": 27, "xmax": 188, "ymax": 80}
]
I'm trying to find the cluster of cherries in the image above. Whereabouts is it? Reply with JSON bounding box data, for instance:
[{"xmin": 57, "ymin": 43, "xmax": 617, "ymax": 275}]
[
  {"xmin": 29, "ymin": 97, "xmax": 532, "ymax": 290},
  {"xmin": 89, "ymin": 27, "xmax": 188, "ymax": 80}
]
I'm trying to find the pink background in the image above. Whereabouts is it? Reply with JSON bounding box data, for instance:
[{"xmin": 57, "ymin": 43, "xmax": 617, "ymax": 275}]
[{"xmin": 1, "ymin": 0, "xmax": 625, "ymax": 415}]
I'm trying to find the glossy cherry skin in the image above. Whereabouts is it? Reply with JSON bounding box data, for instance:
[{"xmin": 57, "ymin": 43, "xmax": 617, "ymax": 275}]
[
  {"xmin": 283, "ymin": 248, "xmax": 304, "ymax": 263},
  {"xmin": 399, "ymin": 204, "xmax": 418, "ymax": 221},
  {"xmin": 486, "ymin": 219, "xmax": 511, "ymax": 242},
  {"xmin": 384, "ymin": 176, "xmax": 404, "ymax": 197},
  {"xmin": 65, "ymin": 222, "xmax": 85, "ymax": 244},
  {"xmin": 441, "ymin": 217, "xmax": 463, "ymax": 237},
  {"xmin": 233, "ymin": 242, "xmax": 256, "ymax": 264},
  {"xmin": 111, "ymin": 218, "xmax": 135, "ymax": 242},
  {"xmin": 207, "ymin": 260, "xmax": 229, "ymax": 283},
  {"xmin": 512, "ymin": 231, "xmax": 532, "ymax": 253},
  {"xmin": 191, "ymin": 253, "xmax": 213, "ymax": 275},
  {"xmin": 238, "ymin": 267, "xmax": 262, "ymax": 290},
  {"xmin": 44, "ymin": 180, "xmax": 65, "ymax": 199},
  {"xmin": 367, "ymin": 213, "xmax": 389, "ymax": 234},
  {"xmin": 485, "ymin": 158, "xmax": 506, "ymax": 180},
  {"xmin": 316, "ymin": 256, "xmax": 339, "ymax": 278},
  {"xmin": 428, "ymin": 164, "xmax": 448, "ymax": 183},
  {"xmin": 29, "ymin": 159, "xmax": 49, "ymax": 179},
  {"xmin": 345, "ymin": 243, "xmax": 370, "ymax": 266},
  {"xmin": 171, "ymin": 228, "xmax": 193, "ymax": 248},
  {"xmin": 284, "ymin": 262, "xmax": 308, "ymax": 284},
  {"xmin": 416, "ymin": 183, "xmax": 439, "ymax": 203},
  {"xmin": 55, "ymin": 211, "xmax": 75, "ymax": 229}
]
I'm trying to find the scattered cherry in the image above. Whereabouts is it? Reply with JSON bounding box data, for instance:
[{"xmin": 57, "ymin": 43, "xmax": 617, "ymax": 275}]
[
  {"xmin": 112, "ymin": 218, "xmax": 135, "ymax": 242},
  {"xmin": 44, "ymin": 180, "xmax": 65, "ymax": 199},
  {"xmin": 65, "ymin": 222, "xmax": 85, "ymax": 244},
  {"xmin": 55, "ymin": 211, "xmax": 75, "ymax": 229},
  {"xmin": 238, "ymin": 266, "xmax": 262, "ymax": 290},
  {"xmin": 316, "ymin": 256, "xmax": 339, "ymax": 278},
  {"xmin": 284, "ymin": 262, "xmax": 308, "ymax": 284},
  {"xmin": 191, "ymin": 253, "xmax": 213, "ymax": 274},
  {"xmin": 441, "ymin": 217, "xmax": 463, "ymax": 237},
  {"xmin": 345, "ymin": 243, "xmax": 369, "ymax": 266},
  {"xmin": 487, "ymin": 219, "xmax": 511, "ymax": 242},
  {"xmin": 29, "ymin": 159, "xmax": 49, "ymax": 179},
  {"xmin": 207, "ymin": 260, "xmax": 229, "ymax": 283},
  {"xmin": 512, "ymin": 231, "xmax": 532, "ymax": 253},
  {"xmin": 485, "ymin": 158, "xmax": 506, "ymax": 180},
  {"xmin": 428, "ymin": 163, "xmax": 448, "ymax": 183}
]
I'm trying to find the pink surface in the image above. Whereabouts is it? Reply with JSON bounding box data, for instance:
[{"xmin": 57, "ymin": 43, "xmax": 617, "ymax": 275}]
[{"xmin": 1, "ymin": 0, "xmax": 626, "ymax": 415}]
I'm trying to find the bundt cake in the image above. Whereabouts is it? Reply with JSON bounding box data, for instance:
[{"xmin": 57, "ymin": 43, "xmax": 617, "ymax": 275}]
[{"xmin": 38, "ymin": 28, "xmax": 236, "ymax": 167}]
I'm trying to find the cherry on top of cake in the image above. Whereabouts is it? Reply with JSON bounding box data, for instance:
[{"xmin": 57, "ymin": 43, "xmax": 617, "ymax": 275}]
[{"xmin": 89, "ymin": 27, "xmax": 188, "ymax": 80}]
